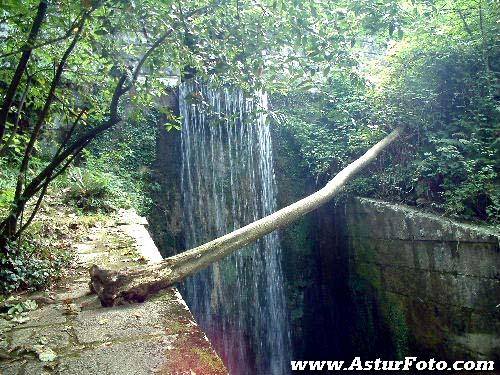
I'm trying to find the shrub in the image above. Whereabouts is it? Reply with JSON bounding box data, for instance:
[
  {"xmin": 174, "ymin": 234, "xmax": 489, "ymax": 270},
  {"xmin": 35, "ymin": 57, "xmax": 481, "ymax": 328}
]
[
  {"xmin": 64, "ymin": 167, "xmax": 132, "ymax": 213},
  {"xmin": 0, "ymin": 240, "xmax": 72, "ymax": 294}
]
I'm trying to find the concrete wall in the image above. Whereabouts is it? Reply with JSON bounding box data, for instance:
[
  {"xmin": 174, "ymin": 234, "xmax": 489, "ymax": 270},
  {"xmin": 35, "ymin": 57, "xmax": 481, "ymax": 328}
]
[
  {"xmin": 147, "ymin": 91, "xmax": 184, "ymax": 259},
  {"xmin": 151, "ymin": 119, "xmax": 500, "ymax": 363},
  {"xmin": 337, "ymin": 197, "xmax": 500, "ymax": 361}
]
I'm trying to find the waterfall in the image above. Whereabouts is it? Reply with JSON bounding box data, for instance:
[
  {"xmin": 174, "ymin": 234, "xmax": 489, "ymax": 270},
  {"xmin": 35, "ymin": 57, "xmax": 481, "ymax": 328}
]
[{"xmin": 179, "ymin": 80, "xmax": 291, "ymax": 374}]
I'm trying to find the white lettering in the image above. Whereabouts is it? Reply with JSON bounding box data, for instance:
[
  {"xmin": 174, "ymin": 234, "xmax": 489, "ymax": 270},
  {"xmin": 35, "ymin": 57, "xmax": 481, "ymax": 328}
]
[
  {"xmin": 291, "ymin": 361, "xmax": 308, "ymax": 371},
  {"xmin": 348, "ymin": 357, "xmax": 364, "ymax": 371},
  {"xmin": 403, "ymin": 357, "xmax": 417, "ymax": 371}
]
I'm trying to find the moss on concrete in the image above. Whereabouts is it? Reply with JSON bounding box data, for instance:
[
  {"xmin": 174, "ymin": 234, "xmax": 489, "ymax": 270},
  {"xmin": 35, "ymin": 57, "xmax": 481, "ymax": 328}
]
[
  {"xmin": 271, "ymin": 124, "xmax": 316, "ymax": 356},
  {"xmin": 380, "ymin": 294, "xmax": 409, "ymax": 359},
  {"xmin": 0, "ymin": 210, "xmax": 227, "ymax": 375},
  {"xmin": 191, "ymin": 347, "xmax": 226, "ymax": 372},
  {"xmin": 337, "ymin": 199, "xmax": 411, "ymax": 359}
]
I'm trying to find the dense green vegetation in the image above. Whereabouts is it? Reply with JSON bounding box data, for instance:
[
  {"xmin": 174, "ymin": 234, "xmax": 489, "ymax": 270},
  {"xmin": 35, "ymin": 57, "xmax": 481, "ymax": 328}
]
[
  {"xmin": 275, "ymin": 0, "xmax": 498, "ymax": 222},
  {"xmin": 0, "ymin": 117, "xmax": 157, "ymax": 293},
  {"xmin": 0, "ymin": 0, "xmax": 498, "ymax": 293}
]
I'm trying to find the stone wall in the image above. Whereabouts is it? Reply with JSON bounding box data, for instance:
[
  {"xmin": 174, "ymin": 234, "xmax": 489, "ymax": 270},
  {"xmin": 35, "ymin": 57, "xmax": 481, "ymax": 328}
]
[
  {"xmin": 333, "ymin": 197, "xmax": 500, "ymax": 361},
  {"xmin": 147, "ymin": 91, "xmax": 184, "ymax": 258},
  {"xmin": 272, "ymin": 125, "xmax": 317, "ymax": 359}
]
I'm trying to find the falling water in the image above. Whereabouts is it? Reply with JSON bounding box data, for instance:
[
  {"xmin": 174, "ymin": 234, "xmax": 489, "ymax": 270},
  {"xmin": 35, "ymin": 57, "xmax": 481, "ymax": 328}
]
[{"xmin": 179, "ymin": 80, "xmax": 291, "ymax": 374}]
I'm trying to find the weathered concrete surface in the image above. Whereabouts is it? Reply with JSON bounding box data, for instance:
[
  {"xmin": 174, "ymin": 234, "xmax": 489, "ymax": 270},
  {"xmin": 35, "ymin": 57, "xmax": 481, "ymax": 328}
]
[
  {"xmin": 147, "ymin": 96, "xmax": 184, "ymax": 260},
  {"xmin": 337, "ymin": 198, "xmax": 500, "ymax": 362},
  {"xmin": 0, "ymin": 211, "xmax": 226, "ymax": 375}
]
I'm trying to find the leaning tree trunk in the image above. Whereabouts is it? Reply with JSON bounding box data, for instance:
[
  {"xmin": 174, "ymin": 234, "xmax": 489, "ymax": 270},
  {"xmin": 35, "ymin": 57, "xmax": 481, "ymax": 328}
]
[{"xmin": 90, "ymin": 127, "xmax": 403, "ymax": 306}]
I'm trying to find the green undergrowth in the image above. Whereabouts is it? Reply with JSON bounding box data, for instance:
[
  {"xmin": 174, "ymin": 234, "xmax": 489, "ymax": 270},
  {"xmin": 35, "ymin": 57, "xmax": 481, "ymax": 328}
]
[
  {"xmin": 0, "ymin": 117, "xmax": 157, "ymax": 294},
  {"xmin": 61, "ymin": 165, "xmax": 140, "ymax": 213},
  {"xmin": 274, "ymin": 6, "xmax": 499, "ymax": 225},
  {"xmin": 0, "ymin": 213, "xmax": 75, "ymax": 295},
  {"xmin": 0, "ymin": 165, "xmax": 145, "ymax": 296}
]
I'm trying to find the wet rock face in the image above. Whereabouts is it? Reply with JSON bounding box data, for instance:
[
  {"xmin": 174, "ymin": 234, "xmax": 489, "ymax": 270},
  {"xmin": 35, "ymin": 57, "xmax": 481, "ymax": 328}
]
[
  {"xmin": 262, "ymin": 126, "xmax": 397, "ymax": 360},
  {"xmin": 271, "ymin": 125, "xmax": 317, "ymax": 358},
  {"xmin": 147, "ymin": 91, "xmax": 185, "ymax": 259}
]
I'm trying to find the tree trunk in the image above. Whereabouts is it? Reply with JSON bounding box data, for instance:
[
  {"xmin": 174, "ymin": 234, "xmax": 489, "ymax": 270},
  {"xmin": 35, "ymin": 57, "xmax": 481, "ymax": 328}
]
[
  {"xmin": 90, "ymin": 127, "xmax": 403, "ymax": 306},
  {"xmin": 0, "ymin": 76, "xmax": 31, "ymax": 156},
  {"xmin": 0, "ymin": 0, "xmax": 47, "ymax": 145},
  {"xmin": 0, "ymin": 13, "xmax": 90, "ymax": 252}
]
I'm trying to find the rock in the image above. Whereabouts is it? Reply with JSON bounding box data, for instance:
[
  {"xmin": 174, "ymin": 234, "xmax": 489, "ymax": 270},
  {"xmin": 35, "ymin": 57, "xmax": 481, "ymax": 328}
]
[{"xmin": 33, "ymin": 345, "xmax": 57, "ymax": 362}]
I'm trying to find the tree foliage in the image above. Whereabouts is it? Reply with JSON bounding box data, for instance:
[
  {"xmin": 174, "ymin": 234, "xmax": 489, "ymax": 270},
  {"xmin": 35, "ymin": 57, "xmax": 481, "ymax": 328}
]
[{"xmin": 275, "ymin": 0, "xmax": 499, "ymax": 223}]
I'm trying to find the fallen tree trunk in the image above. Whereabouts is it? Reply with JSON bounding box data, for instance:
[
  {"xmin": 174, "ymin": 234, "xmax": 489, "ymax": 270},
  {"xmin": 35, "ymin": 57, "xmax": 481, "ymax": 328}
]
[{"xmin": 90, "ymin": 127, "xmax": 403, "ymax": 306}]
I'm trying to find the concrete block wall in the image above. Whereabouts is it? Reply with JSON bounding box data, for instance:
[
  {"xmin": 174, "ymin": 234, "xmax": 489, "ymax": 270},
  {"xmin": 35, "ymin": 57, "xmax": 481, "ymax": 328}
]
[{"xmin": 340, "ymin": 198, "xmax": 500, "ymax": 361}]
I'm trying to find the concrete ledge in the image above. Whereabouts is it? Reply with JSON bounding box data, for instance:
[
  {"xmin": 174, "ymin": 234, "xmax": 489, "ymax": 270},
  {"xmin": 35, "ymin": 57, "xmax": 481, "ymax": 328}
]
[
  {"xmin": 0, "ymin": 211, "xmax": 227, "ymax": 375},
  {"xmin": 349, "ymin": 198, "xmax": 500, "ymax": 243}
]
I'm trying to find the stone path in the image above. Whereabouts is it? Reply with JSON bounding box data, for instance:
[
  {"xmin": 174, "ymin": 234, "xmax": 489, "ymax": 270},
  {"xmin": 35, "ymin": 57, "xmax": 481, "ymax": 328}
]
[{"xmin": 0, "ymin": 211, "xmax": 227, "ymax": 375}]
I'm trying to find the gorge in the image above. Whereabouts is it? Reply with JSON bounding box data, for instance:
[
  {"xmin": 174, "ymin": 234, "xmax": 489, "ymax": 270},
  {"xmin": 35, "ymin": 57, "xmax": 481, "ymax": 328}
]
[{"xmin": 148, "ymin": 87, "xmax": 500, "ymax": 373}]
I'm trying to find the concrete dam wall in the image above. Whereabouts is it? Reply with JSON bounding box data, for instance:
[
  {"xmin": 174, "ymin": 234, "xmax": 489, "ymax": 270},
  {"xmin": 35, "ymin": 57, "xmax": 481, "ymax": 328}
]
[{"xmin": 310, "ymin": 197, "xmax": 500, "ymax": 362}]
